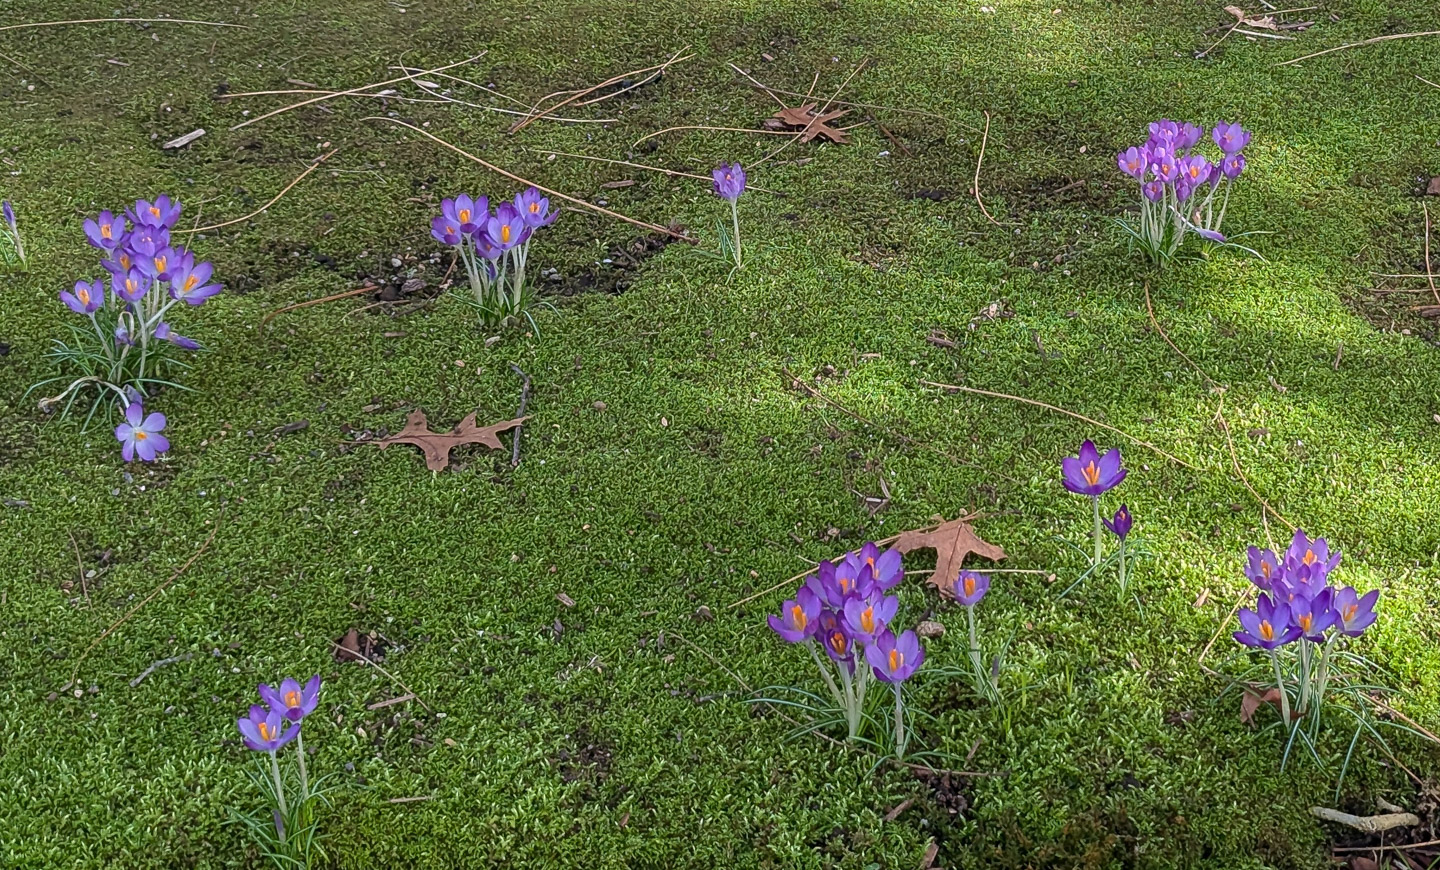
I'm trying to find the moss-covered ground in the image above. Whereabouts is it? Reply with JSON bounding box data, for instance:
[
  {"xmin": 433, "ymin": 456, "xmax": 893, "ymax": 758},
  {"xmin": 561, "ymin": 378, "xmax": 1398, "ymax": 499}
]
[{"xmin": 2, "ymin": 0, "xmax": 1440, "ymax": 867}]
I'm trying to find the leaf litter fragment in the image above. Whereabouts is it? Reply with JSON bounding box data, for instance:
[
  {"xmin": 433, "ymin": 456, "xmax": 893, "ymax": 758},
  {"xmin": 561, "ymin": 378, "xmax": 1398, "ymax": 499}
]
[
  {"xmin": 375, "ymin": 410, "xmax": 529, "ymax": 471},
  {"xmin": 894, "ymin": 515, "xmax": 1005, "ymax": 598},
  {"xmin": 763, "ymin": 103, "xmax": 852, "ymax": 144}
]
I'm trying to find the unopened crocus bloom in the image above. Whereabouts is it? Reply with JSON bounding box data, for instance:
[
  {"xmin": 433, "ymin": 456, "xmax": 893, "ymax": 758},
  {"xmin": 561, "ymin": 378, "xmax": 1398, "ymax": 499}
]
[
  {"xmin": 1178, "ymin": 154, "xmax": 1212, "ymax": 186},
  {"xmin": 1234, "ymin": 593, "xmax": 1301, "ymax": 649},
  {"xmin": 1195, "ymin": 227, "xmax": 1226, "ymax": 243},
  {"xmin": 472, "ymin": 228, "xmax": 504, "ymax": 261},
  {"xmin": 1174, "ymin": 179, "xmax": 1195, "ymax": 203},
  {"xmin": 769, "ymin": 586, "xmax": 822, "ymax": 643},
  {"xmin": 258, "ymin": 676, "xmax": 322, "ymax": 723},
  {"xmin": 866, "ymin": 629, "xmax": 924, "ymax": 683},
  {"xmin": 1142, "ymin": 180, "xmax": 1165, "ymax": 203},
  {"xmin": 84, "ymin": 210, "xmax": 126, "ymax": 250},
  {"xmin": 1245, "ymin": 546, "xmax": 1281, "ymax": 591},
  {"xmin": 431, "ymin": 216, "xmax": 464, "ymax": 247},
  {"xmin": 1333, "ymin": 586, "xmax": 1379, "ymax": 637},
  {"xmin": 485, "ymin": 202, "xmax": 529, "ymax": 251},
  {"xmin": 712, "ymin": 162, "xmax": 746, "ymax": 202},
  {"xmin": 843, "ymin": 592, "xmax": 898, "ymax": 645},
  {"xmin": 114, "ymin": 400, "xmax": 169, "ymax": 462},
  {"xmin": 154, "ymin": 322, "xmax": 200, "ymax": 350},
  {"xmin": 1062, "ymin": 440, "xmax": 1126, "ymax": 496},
  {"xmin": 238, "ymin": 704, "xmax": 300, "ymax": 753},
  {"xmin": 953, "ymin": 570, "xmax": 990, "ymax": 607},
  {"xmin": 1212, "ymin": 121, "xmax": 1250, "ymax": 155},
  {"xmin": 169, "ymin": 260, "xmax": 222, "ymax": 305},
  {"xmin": 1118, "ymin": 146, "xmax": 1149, "ymax": 180},
  {"xmin": 61, "ymin": 279, "xmax": 104, "ymax": 314},
  {"xmin": 112, "ymin": 268, "xmax": 149, "ymax": 303},
  {"xmin": 1220, "ymin": 153, "xmax": 1246, "ymax": 180},
  {"xmin": 1104, "ymin": 505, "xmax": 1133, "ymax": 541},
  {"xmin": 114, "ymin": 323, "xmax": 134, "ymax": 346},
  {"xmin": 515, "ymin": 187, "xmax": 557, "ymax": 227},
  {"xmin": 1176, "ymin": 122, "xmax": 1203, "ymax": 150},
  {"xmin": 441, "ymin": 194, "xmax": 487, "ymax": 235},
  {"xmin": 1, "ymin": 200, "xmax": 12, "ymax": 230},
  {"xmin": 131, "ymin": 195, "xmax": 182, "ymax": 229}
]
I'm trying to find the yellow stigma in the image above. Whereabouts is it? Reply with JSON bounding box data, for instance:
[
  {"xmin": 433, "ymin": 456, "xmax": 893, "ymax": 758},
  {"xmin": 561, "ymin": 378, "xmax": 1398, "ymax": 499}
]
[
  {"xmin": 149, "ymin": 206, "xmax": 161, "ymax": 217},
  {"xmin": 154, "ymin": 255, "xmax": 167, "ymax": 273},
  {"xmin": 860, "ymin": 607, "xmax": 875, "ymax": 633},
  {"xmin": 1082, "ymin": 461, "xmax": 1100, "ymax": 486},
  {"xmin": 184, "ymin": 275, "xmax": 198, "ymax": 291},
  {"xmin": 963, "ymin": 576, "xmax": 976, "ymax": 598},
  {"xmin": 888, "ymin": 649, "xmax": 903, "ymax": 671},
  {"xmin": 1298, "ymin": 614, "xmax": 1312, "ymax": 632},
  {"xmin": 839, "ymin": 577, "xmax": 851, "ymax": 594},
  {"xmin": 126, "ymin": 278, "xmax": 139, "ymax": 294},
  {"xmin": 285, "ymin": 690, "xmax": 301, "ymax": 708},
  {"xmin": 135, "ymin": 431, "xmax": 148, "ymax": 441},
  {"xmin": 790, "ymin": 604, "xmax": 807, "ymax": 631},
  {"xmin": 1261, "ymin": 561, "xmax": 1272, "ymax": 579},
  {"xmin": 78, "ymin": 288, "xmax": 91, "ymax": 305},
  {"xmin": 1259, "ymin": 620, "xmax": 1274, "ymax": 642},
  {"xmin": 529, "ymin": 202, "xmax": 540, "ymax": 213},
  {"xmin": 101, "ymin": 224, "xmax": 113, "ymax": 239},
  {"xmin": 119, "ymin": 253, "xmax": 131, "ymax": 269},
  {"xmin": 829, "ymin": 632, "xmax": 847, "ymax": 655},
  {"xmin": 501, "ymin": 225, "xmax": 511, "ymax": 243}
]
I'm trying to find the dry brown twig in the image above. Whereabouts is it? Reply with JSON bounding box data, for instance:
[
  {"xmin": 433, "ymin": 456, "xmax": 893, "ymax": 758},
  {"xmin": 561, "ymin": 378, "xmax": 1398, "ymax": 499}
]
[
  {"xmin": 972, "ymin": 111, "xmax": 1013, "ymax": 226},
  {"xmin": 178, "ymin": 149, "xmax": 338, "ymax": 235},
  {"xmin": 0, "ymin": 17, "xmax": 244, "ymax": 33},
  {"xmin": 1277, "ymin": 30, "xmax": 1440, "ymax": 66},
  {"xmin": 509, "ymin": 49, "xmax": 693, "ymax": 134},
  {"xmin": 260, "ymin": 285, "xmax": 375, "ymax": 335},
  {"xmin": 534, "ymin": 149, "xmax": 782, "ymax": 194},
  {"xmin": 1218, "ymin": 411, "xmax": 1298, "ymax": 531},
  {"xmin": 367, "ymin": 117, "xmax": 691, "ymax": 242},
  {"xmin": 327, "ymin": 640, "xmax": 433, "ymax": 712}
]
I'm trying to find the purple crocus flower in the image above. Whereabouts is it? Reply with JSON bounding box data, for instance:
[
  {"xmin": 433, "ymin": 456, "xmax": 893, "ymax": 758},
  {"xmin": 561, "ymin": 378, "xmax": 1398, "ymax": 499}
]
[
  {"xmin": 114, "ymin": 323, "xmax": 134, "ymax": 347},
  {"xmin": 803, "ymin": 561, "xmax": 843, "ymax": 608},
  {"xmin": 1117, "ymin": 146, "xmax": 1149, "ymax": 180},
  {"xmin": 131, "ymin": 195, "xmax": 182, "ymax": 229},
  {"xmin": 61, "ymin": 279, "xmax": 104, "ymax": 314},
  {"xmin": 953, "ymin": 570, "xmax": 990, "ymax": 607},
  {"xmin": 472, "ymin": 227, "xmax": 504, "ymax": 261},
  {"xmin": 1245, "ymin": 546, "xmax": 1282, "ymax": 591},
  {"xmin": 1150, "ymin": 147, "xmax": 1181, "ymax": 183},
  {"xmin": 1290, "ymin": 587, "xmax": 1337, "ymax": 643},
  {"xmin": 169, "ymin": 260, "xmax": 222, "ymax": 305},
  {"xmin": 137, "ymin": 245, "xmax": 177, "ymax": 281},
  {"xmin": 1103, "ymin": 505, "xmax": 1133, "ymax": 542},
  {"xmin": 441, "ymin": 194, "xmax": 487, "ymax": 235},
  {"xmin": 258, "ymin": 675, "xmax": 322, "ymax": 723},
  {"xmin": 1061, "ymin": 440, "xmax": 1126, "ymax": 496},
  {"xmin": 127, "ymin": 225, "xmax": 170, "ymax": 258},
  {"xmin": 865, "ymin": 629, "xmax": 924, "ymax": 683},
  {"xmin": 84, "ymin": 210, "xmax": 126, "ymax": 250},
  {"xmin": 114, "ymin": 400, "xmax": 169, "ymax": 462},
  {"xmin": 1176, "ymin": 122, "xmax": 1204, "ymax": 150},
  {"xmin": 842, "ymin": 592, "xmax": 899, "ymax": 645},
  {"xmin": 1, "ymin": 200, "xmax": 12, "ymax": 230},
  {"xmin": 1333, "ymin": 587, "xmax": 1379, "ymax": 637},
  {"xmin": 112, "ymin": 268, "xmax": 149, "ymax": 304},
  {"xmin": 485, "ymin": 202, "xmax": 529, "ymax": 251},
  {"xmin": 1234, "ymin": 593, "xmax": 1301, "ymax": 649},
  {"xmin": 843, "ymin": 542, "xmax": 903, "ymax": 592},
  {"xmin": 1142, "ymin": 180, "xmax": 1165, "ymax": 203},
  {"xmin": 237, "ymin": 704, "xmax": 300, "ymax": 753},
  {"xmin": 515, "ymin": 187, "xmax": 558, "ymax": 227},
  {"xmin": 1220, "ymin": 153, "xmax": 1246, "ymax": 180},
  {"xmin": 1194, "ymin": 227, "xmax": 1226, "ymax": 243},
  {"xmin": 1178, "ymin": 154, "xmax": 1212, "ymax": 187},
  {"xmin": 712, "ymin": 162, "xmax": 746, "ymax": 202},
  {"xmin": 768, "ymin": 586, "xmax": 822, "ymax": 643},
  {"xmin": 818, "ymin": 611, "xmax": 856, "ymax": 672},
  {"xmin": 1174, "ymin": 179, "xmax": 1195, "ymax": 203},
  {"xmin": 1212, "ymin": 122, "xmax": 1250, "ymax": 155},
  {"xmin": 1284, "ymin": 529, "xmax": 1340, "ymax": 579},
  {"xmin": 431, "ymin": 216, "xmax": 464, "ymax": 247},
  {"xmin": 1148, "ymin": 119, "xmax": 1181, "ymax": 144},
  {"xmin": 154, "ymin": 322, "xmax": 200, "ymax": 350}
]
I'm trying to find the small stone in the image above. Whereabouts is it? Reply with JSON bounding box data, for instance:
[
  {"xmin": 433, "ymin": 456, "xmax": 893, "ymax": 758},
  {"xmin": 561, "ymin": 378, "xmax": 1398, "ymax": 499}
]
[
  {"xmin": 916, "ymin": 620, "xmax": 946, "ymax": 639},
  {"xmin": 592, "ymin": 401, "xmax": 607, "ymax": 411},
  {"xmin": 694, "ymin": 606, "xmax": 713, "ymax": 622}
]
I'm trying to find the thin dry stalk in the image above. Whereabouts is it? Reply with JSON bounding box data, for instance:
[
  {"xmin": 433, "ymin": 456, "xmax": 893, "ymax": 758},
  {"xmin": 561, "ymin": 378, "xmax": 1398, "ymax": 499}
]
[
  {"xmin": 972, "ymin": 111, "xmax": 1012, "ymax": 226},
  {"xmin": 1218, "ymin": 412, "xmax": 1297, "ymax": 530},
  {"xmin": 179, "ymin": 149, "xmax": 337, "ymax": 235},
  {"xmin": 727, "ymin": 526, "xmax": 938, "ymax": 608},
  {"xmin": 509, "ymin": 49, "xmax": 692, "ymax": 134},
  {"xmin": 1144, "ymin": 283, "xmax": 1222, "ymax": 388},
  {"xmin": 535, "ymin": 149, "xmax": 782, "ymax": 193},
  {"xmin": 260, "ymin": 285, "xmax": 374, "ymax": 334},
  {"xmin": 0, "ymin": 17, "xmax": 243, "ymax": 33},
  {"xmin": 230, "ymin": 54, "xmax": 486, "ymax": 131},
  {"xmin": 368, "ymin": 117, "xmax": 692, "ymax": 242},
  {"xmin": 1277, "ymin": 30, "xmax": 1440, "ymax": 66},
  {"xmin": 328, "ymin": 640, "xmax": 433, "ymax": 712},
  {"xmin": 634, "ymin": 125, "xmax": 798, "ymax": 147}
]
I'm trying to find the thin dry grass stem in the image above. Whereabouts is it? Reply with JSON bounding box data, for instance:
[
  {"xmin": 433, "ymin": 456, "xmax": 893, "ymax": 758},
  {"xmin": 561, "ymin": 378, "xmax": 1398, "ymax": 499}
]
[
  {"xmin": 388, "ymin": 66, "xmax": 530, "ymax": 107},
  {"xmin": 222, "ymin": 87, "xmax": 613, "ymax": 122},
  {"xmin": 727, "ymin": 61, "xmax": 789, "ymax": 108},
  {"xmin": 509, "ymin": 49, "xmax": 692, "ymax": 134},
  {"xmin": 753, "ymin": 61, "xmax": 868, "ymax": 168},
  {"xmin": 1218, "ymin": 411, "xmax": 1297, "ymax": 531},
  {"xmin": 68, "ymin": 518, "xmax": 220, "ymax": 686},
  {"xmin": 1276, "ymin": 30, "xmax": 1440, "ymax": 65},
  {"xmin": 178, "ymin": 149, "xmax": 337, "ymax": 235},
  {"xmin": 1197, "ymin": 589, "xmax": 1249, "ymax": 670},
  {"xmin": 972, "ymin": 111, "xmax": 1014, "ymax": 226},
  {"xmin": 0, "ymin": 17, "xmax": 243, "ymax": 33},
  {"xmin": 732, "ymin": 78, "xmax": 972, "ymax": 130},
  {"xmin": 327, "ymin": 641, "xmax": 433, "ymax": 712},
  {"xmin": 919, "ymin": 380, "xmax": 1199, "ymax": 470},
  {"xmin": 534, "ymin": 149, "xmax": 782, "ymax": 194},
  {"xmin": 230, "ymin": 54, "xmax": 486, "ymax": 131},
  {"xmin": 726, "ymin": 526, "xmax": 943, "ymax": 609},
  {"xmin": 1144, "ymin": 283, "xmax": 1223, "ymax": 389},
  {"xmin": 260, "ymin": 285, "xmax": 374, "ymax": 335},
  {"xmin": 366, "ymin": 117, "xmax": 691, "ymax": 242},
  {"xmin": 1418, "ymin": 74, "xmax": 1440, "ymax": 89},
  {"xmin": 389, "ymin": 58, "xmax": 613, "ymax": 123},
  {"xmin": 633, "ymin": 125, "xmax": 798, "ymax": 147}
]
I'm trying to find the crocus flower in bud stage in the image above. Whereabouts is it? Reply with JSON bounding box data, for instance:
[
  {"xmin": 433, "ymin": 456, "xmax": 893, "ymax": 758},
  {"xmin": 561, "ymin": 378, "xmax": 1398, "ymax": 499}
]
[
  {"xmin": 1174, "ymin": 179, "xmax": 1195, "ymax": 203},
  {"xmin": 1118, "ymin": 146, "xmax": 1149, "ymax": 180},
  {"xmin": 1290, "ymin": 588, "xmax": 1337, "ymax": 643},
  {"xmin": 866, "ymin": 629, "xmax": 925, "ymax": 683},
  {"xmin": 953, "ymin": 570, "xmax": 990, "ymax": 607},
  {"xmin": 112, "ymin": 268, "xmax": 149, "ymax": 303},
  {"xmin": 154, "ymin": 322, "xmax": 200, "ymax": 350},
  {"xmin": 1195, "ymin": 227, "xmax": 1226, "ymax": 243},
  {"xmin": 1176, "ymin": 122, "xmax": 1204, "ymax": 150},
  {"xmin": 803, "ymin": 560, "xmax": 842, "ymax": 607},
  {"xmin": 472, "ymin": 228, "xmax": 504, "ymax": 261},
  {"xmin": 1234, "ymin": 593, "xmax": 1301, "ymax": 649},
  {"xmin": 114, "ymin": 400, "xmax": 169, "ymax": 462},
  {"xmin": 1, "ymin": 200, "xmax": 12, "ymax": 230},
  {"xmin": 114, "ymin": 323, "xmax": 134, "ymax": 346},
  {"xmin": 485, "ymin": 202, "xmax": 529, "ymax": 251},
  {"xmin": 1104, "ymin": 505, "xmax": 1133, "ymax": 542},
  {"xmin": 818, "ymin": 611, "xmax": 856, "ymax": 671},
  {"xmin": 258, "ymin": 676, "xmax": 322, "ymax": 723},
  {"xmin": 515, "ymin": 187, "xmax": 557, "ymax": 227},
  {"xmin": 1246, "ymin": 546, "xmax": 1281, "ymax": 591},
  {"xmin": 1178, "ymin": 154, "xmax": 1212, "ymax": 186},
  {"xmin": 441, "ymin": 194, "xmax": 487, "ymax": 235},
  {"xmin": 1062, "ymin": 440, "xmax": 1127, "ymax": 496},
  {"xmin": 712, "ymin": 162, "xmax": 746, "ymax": 201},
  {"xmin": 131, "ymin": 195, "xmax": 182, "ymax": 229},
  {"xmin": 84, "ymin": 210, "xmax": 126, "ymax": 250},
  {"xmin": 1212, "ymin": 121, "xmax": 1250, "ymax": 155},
  {"xmin": 1142, "ymin": 180, "xmax": 1165, "ymax": 203},
  {"xmin": 238, "ymin": 704, "xmax": 300, "ymax": 753},
  {"xmin": 768, "ymin": 587, "xmax": 822, "ymax": 643},
  {"xmin": 430, "ymin": 216, "xmax": 464, "ymax": 247},
  {"xmin": 61, "ymin": 279, "xmax": 104, "ymax": 314},
  {"xmin": 1150, "ymin": 148, "xmax": 1181, "ymax": 182},
  {"xmin": 1221, "ymin": 153, "xmax": 1246, "ymax": 180},
  {"xmin": 843, "ymin": 592, "xmax": 899, "ymax": 645},
  {"xmin": 1333, "ymin": 587, "xmax": 1379, "ymax": 637}
]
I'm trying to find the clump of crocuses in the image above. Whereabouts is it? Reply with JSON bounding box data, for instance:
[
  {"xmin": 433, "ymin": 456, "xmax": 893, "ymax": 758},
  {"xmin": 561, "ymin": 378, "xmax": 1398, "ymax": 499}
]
[
  {"xmin": 233, "ymin": 675, "xmax": 331, "ymax": 867},
  {"xmin": 768, "ymin": 543, "xmax": 924, "ymax": 757},
  {"xmin": 429, "ymin": 186, "xmax": 557, "ymax": 330},
  {"xmin": 1116, "ymin": 120, "xmax": 1252, "ymax": 265},
  {"xmin": 1233, "ymin": 530, "xmax": 1380, "ymax": 741},
  {"xmin": 0, "ymin": 200, "xmax": 25, "ymax": 270},
  {"xmin": 1062, "ymin": 439, "xmax": 1127, "ymax": 561},
  {"xmin": 32, "ymin": 196, "xmax": 219, "ymax": 462},
  {"xmin": 711, "ymin": 162, "xmax": 746, "ymax": 270}
]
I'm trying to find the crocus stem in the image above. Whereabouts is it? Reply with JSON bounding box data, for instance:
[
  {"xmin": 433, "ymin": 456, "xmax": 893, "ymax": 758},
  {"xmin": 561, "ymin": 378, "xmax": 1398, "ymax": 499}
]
[
  {"xmin": 1311, "ymin": 634, "xmax": 1338, "ymax": 730},
  {"xmin": 729, "ymin": 200, "xmax": 742, "ymax": 269},
  {"xmin": 269, "ymin": 750, "xmax": 289, "ymax": 842},
  {"xmin": 1297, "ymin": 641, "xmax": 1312, "ymax": 717},
  {"xmin": 967, "ymin": 605, "xmax": 986, "ymax": 696},
  {"xmin": 1091, "ymin": 496, "xmax": 1103, "ymax": 566},
  {"xmin": 295, "ymin": 728, "xmax": 309, "ymax": 802},
  {"xmin": 836, "ymin": 665, "xmax": 859, "ymax": 739},
  {"xmin": 1269, "ymin": 650, "xmax": 1291, "ymax": 727},
  {"xmin": 807, "ymin": 642, "xmax": 845, "ymax": 710},
  {"xmin": 1117, "ymin": 541, "xmax": 1127, "ymax": 600},
  {"xmin": 892, "ymin": 685, "xmax": 907, "ymax": 761}
]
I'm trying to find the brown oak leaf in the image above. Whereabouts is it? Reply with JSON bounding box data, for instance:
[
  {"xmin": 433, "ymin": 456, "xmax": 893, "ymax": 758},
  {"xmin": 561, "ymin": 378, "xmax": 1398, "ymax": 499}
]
[
  {"xmin": 894, "ymin": 515, "xmax": 1005, "ymax": 598},
  {"xmin": 376, "ymin": 410, "xmax": 529, "ymax": 471},
  {"xmin": 1240, "ymin": 685, "xmax": 1300, "ymax": 726},
  {"xmin": 766, "ymin": 103, "xmax": 852, "ymax": 144}
]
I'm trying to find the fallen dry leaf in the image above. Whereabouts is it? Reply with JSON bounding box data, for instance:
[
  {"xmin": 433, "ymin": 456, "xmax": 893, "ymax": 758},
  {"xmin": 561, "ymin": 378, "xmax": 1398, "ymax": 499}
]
[
  {"xmin": 375, "ymin": 409, "xmax": 529, "ymax": 471},
  {"xmin": 1348, "ymin": 857, "xmax": 1378, "ymax": 870},
  {"xmin": 334, "ymin": 628, "xmax": 385, "ymax": 664},
  {"xmin": 764, "ymin": 102, "xmax": 852, "ymax": 144},
  {"xmin": 894, "ymin": 515, "xmax": 1006, "ymax": 597},
  {"xmin": 1240, "ymin": 686, "xmax": 1299, "ymax": 726},
  {"xmin": 1428, "ymin": 177, "xmax": 1440, "ymax": 197}
]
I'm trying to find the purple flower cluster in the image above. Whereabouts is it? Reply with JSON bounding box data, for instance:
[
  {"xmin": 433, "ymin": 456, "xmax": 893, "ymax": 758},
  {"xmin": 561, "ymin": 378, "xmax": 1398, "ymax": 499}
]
[
  {"xmin": 429, "ymin": 187, "xmax": 557, "ymax": 327},
  {"xmin": 770, "ymin": 542, "xmax": 924, "ymax": 684},
  {"xmin": 1234, "ymin": 530, "xmax": 1377, "ymax": 650},
  {"xmin": 237, "ymin": 675, "xmax": 321, "ymax": 752}
]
